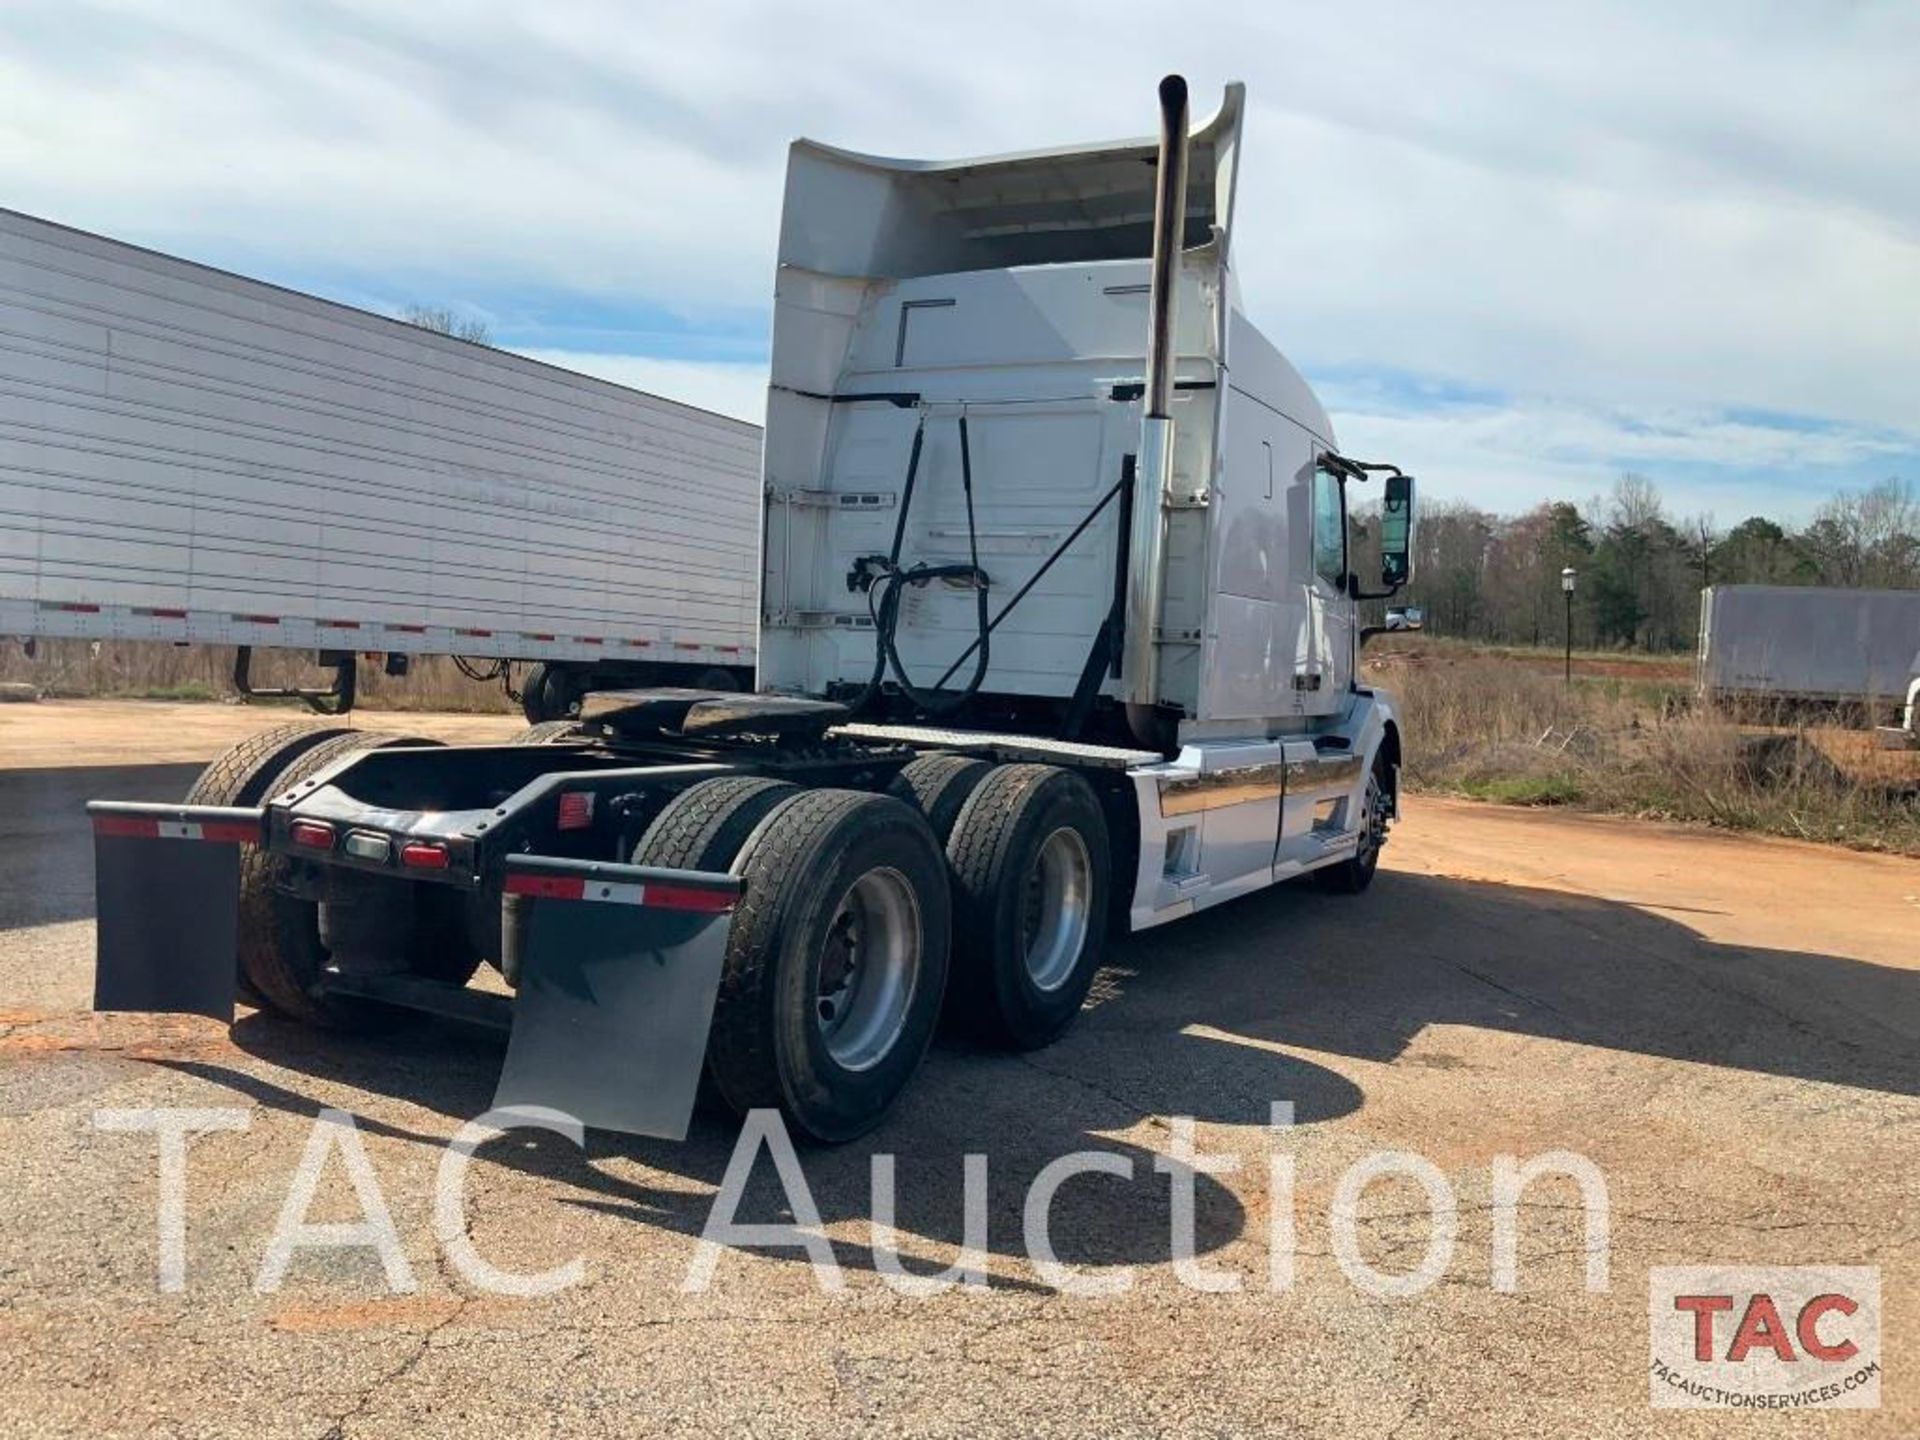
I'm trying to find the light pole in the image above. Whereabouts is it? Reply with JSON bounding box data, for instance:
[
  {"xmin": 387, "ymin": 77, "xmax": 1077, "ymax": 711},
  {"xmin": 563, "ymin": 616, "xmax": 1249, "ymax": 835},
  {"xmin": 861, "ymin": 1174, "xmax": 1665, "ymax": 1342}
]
[{"xmin": 1560, "ymin": 567, "xmax": 1578, "ymax": 686}]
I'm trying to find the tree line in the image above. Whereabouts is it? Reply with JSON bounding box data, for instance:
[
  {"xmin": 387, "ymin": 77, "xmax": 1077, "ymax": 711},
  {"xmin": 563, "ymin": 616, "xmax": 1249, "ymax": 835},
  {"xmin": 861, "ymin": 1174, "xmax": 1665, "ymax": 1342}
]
[{"xmin": 1354, "ymin": 476, "xmax": 1919, "ymax": 652}]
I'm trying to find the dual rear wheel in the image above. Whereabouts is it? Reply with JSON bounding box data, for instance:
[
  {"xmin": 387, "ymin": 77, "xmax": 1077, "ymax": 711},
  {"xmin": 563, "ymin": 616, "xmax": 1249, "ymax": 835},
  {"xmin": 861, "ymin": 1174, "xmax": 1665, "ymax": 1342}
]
[{"xmin": 633, "ymin": 759, "xmax": 1111, "ymax": 1141}]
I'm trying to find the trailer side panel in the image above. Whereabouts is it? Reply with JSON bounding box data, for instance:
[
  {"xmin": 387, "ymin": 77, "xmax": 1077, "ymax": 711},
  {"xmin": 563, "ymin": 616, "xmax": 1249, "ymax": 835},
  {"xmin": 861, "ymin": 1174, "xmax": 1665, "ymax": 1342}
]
[{"xmin": 0, "ymin": 208, "xmax": 761, "ymax": 669}]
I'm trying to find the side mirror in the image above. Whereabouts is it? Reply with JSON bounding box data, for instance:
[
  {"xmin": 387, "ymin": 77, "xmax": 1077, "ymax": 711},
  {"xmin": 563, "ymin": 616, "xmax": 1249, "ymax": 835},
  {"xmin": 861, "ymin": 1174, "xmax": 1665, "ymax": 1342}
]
[{"xmin": 1380, "ymin": 474, "xmax": 1416, "ymax": 588}]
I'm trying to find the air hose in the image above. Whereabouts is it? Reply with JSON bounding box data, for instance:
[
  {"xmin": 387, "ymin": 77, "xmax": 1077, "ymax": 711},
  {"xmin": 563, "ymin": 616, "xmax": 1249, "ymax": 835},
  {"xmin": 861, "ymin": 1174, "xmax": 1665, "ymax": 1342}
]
[{"xmin": 846, "ymin": 411, "xmax": 992, "ymax": 716}]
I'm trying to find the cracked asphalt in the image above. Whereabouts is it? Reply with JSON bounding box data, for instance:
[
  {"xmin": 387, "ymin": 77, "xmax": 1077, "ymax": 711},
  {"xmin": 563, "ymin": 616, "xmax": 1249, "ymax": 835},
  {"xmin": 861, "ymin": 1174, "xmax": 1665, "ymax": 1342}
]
[{"xmin": 0, "ymin": 701, "xmax": 1914, "ymax": 1437}]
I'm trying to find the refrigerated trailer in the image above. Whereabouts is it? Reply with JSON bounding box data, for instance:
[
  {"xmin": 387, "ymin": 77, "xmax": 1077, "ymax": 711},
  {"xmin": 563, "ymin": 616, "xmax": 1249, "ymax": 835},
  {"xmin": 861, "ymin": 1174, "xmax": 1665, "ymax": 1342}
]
[
  {"xmin": 86, "ymin": 78, "xmax": 1419, "ymax": 1144},
  {"xmin": 0, "ymin": 207, "xmax": 759, "ymax": 717},
  {"xmin": 1697, "ymin": 584, "xmax": 1920, "ymax": 711}
]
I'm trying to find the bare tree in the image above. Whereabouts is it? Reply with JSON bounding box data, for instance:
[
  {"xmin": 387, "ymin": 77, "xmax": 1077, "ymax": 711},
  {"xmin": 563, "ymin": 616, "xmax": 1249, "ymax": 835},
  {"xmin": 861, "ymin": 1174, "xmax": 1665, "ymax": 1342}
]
[{"xmin": 401, "ymin": 304, "xmax": 492, "ymax": 346}]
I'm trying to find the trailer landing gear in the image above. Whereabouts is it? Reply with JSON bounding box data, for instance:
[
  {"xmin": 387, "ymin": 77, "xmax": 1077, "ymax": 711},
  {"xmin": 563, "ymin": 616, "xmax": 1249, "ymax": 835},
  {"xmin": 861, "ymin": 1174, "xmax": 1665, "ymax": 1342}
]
[{"xmin": 232, "ymin": 646, "xmax": 358, "ymax": 715}]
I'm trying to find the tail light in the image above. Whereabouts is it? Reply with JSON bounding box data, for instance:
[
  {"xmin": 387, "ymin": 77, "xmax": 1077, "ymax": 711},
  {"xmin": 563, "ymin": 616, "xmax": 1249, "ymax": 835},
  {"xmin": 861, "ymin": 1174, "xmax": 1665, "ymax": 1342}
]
[
  {"xmin": 289, "ymin": 820, "xmax": 336, "ymax": 850},
  {"xmin": 400, "ymin": 842, "xmax": 450, "ymax": 870},
  {"xmin": 556, "ymin": 791, "xmax": 595, "ymax": 831}
]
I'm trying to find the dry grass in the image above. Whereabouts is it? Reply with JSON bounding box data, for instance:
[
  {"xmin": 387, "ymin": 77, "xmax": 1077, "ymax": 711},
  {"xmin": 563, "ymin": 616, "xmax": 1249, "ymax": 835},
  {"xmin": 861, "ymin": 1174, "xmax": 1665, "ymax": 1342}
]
[
  {"xmin": 1372, "ymin": 644, "xmax": 1920, "ymax": 854},
  {"xmin": 0, "ymin": 640, "xmax": 518, "ymax": 713},
  {"xmin": 8, "ymin": 636, "xmax": 1915, "ymax": 855}
]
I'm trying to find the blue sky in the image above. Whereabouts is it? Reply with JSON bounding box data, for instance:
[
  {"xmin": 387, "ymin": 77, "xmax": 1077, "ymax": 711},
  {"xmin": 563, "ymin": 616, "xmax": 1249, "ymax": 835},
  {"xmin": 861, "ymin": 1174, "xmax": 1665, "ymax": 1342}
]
[{"xmin": 3, "ymin": 0, "xmax": 1914, "ymax": 525}]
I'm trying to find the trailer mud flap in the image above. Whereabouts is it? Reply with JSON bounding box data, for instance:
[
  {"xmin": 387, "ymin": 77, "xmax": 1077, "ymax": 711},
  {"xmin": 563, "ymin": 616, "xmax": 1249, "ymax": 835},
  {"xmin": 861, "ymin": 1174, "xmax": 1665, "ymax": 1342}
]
[
  {"xmin": 87, "ymin": 802, "xmax": 262, "ymax": 1021},
  {"xmin": 492, "ymin": 856, "xmax": 740, "ymax": 1141}
]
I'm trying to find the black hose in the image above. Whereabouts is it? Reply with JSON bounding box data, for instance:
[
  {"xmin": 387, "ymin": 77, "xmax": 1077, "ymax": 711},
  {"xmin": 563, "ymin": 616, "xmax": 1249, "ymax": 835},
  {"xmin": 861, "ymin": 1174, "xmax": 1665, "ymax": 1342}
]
[
  {"xmin": 849, "ymin": 411, "xmax": 993, "ymax": 718},
  {"xmin": 929, "ymin": 476, "xmax": 1125, "ymax": 691}
]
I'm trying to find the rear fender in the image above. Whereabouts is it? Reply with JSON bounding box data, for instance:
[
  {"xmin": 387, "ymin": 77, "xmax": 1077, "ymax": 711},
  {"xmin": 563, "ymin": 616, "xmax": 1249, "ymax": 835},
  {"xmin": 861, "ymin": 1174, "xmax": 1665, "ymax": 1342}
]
[
  {"xmin": 87, "ymin": 801, "xmax": 261, "ymax": 1021},
  {"xmin": 492, "ymin": 854, "xmax": 740, "ymax": 1141}
]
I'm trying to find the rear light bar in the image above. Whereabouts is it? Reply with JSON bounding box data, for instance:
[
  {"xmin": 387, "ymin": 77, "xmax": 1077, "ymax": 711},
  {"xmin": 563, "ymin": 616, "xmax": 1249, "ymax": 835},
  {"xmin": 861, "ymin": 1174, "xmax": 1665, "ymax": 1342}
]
[{"xmin": 289, "ymin": 820, "xmax": 336, "ymax": 850}]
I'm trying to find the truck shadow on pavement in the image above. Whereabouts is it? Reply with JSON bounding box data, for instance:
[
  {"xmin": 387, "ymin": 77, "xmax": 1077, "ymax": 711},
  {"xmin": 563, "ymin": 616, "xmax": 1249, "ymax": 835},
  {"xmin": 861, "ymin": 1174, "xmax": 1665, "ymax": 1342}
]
[
  {"xmin": 156, "ymin": 865, "xmax": 1918, "ymax": 1286},
  {"xmin": 0, "ymin": 763, "xmax": 203, "ymax": 931}
]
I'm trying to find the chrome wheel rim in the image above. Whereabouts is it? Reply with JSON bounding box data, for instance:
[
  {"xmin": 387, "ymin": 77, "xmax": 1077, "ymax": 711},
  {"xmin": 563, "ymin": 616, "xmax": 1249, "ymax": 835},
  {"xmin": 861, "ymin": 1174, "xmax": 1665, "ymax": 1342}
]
[
  {"xmin": 1019, "ymin": 827, "xmax": 1093, "ymax": 992},
  {"xmin": 816, "ymin": 866, "xmax": 921, "ymax": 1071}
]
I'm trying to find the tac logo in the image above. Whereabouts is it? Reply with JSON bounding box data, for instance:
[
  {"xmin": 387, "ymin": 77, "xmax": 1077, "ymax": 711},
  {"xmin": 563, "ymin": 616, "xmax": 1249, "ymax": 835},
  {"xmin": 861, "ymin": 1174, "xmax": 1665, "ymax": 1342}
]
[{"xmin": 1648, "ymin": 1266, "xmax": 1881, "ymax": 1410}]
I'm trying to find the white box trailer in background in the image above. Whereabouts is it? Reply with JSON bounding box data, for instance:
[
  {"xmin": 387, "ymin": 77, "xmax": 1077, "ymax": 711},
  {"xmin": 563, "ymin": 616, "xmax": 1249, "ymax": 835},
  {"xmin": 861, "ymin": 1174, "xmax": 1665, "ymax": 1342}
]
[
  {"xmin": 1696, "ymin": 584, "xmax": 1920, "ymax": 712},
  {"xmin": 0, "ymin": 208, "xmax": 760, "ymax": 717}
]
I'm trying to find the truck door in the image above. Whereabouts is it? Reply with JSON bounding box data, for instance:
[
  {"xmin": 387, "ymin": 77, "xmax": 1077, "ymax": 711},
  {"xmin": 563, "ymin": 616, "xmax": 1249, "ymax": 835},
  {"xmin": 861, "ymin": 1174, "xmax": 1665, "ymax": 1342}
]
[{"xmin": 1306, "ymin": 459, "xmax": 1352, "ymax": 709}]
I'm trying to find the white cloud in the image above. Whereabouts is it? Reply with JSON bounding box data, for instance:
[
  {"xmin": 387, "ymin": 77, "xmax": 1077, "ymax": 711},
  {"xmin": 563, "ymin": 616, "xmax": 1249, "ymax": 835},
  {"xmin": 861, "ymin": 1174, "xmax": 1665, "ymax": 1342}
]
[{"xmin": 2, "ymin": 1, "xmax": 1915, "ymax": 516}]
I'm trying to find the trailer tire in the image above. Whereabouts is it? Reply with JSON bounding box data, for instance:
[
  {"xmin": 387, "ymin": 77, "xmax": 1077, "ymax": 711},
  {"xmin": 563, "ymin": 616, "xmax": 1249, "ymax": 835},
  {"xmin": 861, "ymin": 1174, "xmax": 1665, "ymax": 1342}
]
[
  {"xmin": 1314, "ymin": 750, "xmax": 1390, "ymax": 895},
  {"xmin": 945, "ymin": 764, "xmax": 1110, "ymax": 1050},
  {"xmin": 707, "ymin": 789, "xmax": 950, "ymax": 1143},
  {"xmin": 887, "ymin": 754, "xmax": 993, "ymax": 845},
  {"xmin": 630, "ymin": 775, "xmax": 798, "ymax": 873},
  {"xmin": 185, "ymin": 721, "xmax": 353, "ymax": 1006},
  {"xmin": 240, "ymin": 731, "xmax": 479, "ymax": 1025},
  {"xmin": 520, "ymin": 664, "xmax": 584, "ymax": 724}
]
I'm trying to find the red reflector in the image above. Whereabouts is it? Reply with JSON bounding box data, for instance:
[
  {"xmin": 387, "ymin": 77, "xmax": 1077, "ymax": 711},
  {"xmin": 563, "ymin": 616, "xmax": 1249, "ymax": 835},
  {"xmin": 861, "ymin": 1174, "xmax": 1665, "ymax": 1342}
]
[
  {"xmin": 401, "ymin": 842, "xmax": 450, "ymax": 870},
  {"xmin": 556, "ymin": 791, "xmax": 595, "ymax": 831},
  {"xmin": 642, "ymin": 882, "xmax": 737, "ymax": 914},
  {"xmin": 503, "ymin": 873, "xmax": 586, "ymax": 900},
  {"xmin": 289, "ymin": 820, "xmax": 336, "ymax": 849},
  {"xmin": 94, "ymin": 815, "xmax": 159, "ymax": 839}
]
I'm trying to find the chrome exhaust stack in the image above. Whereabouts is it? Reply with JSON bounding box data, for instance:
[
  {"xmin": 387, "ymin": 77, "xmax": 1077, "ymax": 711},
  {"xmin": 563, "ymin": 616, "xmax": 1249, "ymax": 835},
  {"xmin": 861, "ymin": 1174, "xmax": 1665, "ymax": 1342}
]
[{"xmin": 1125, "ymin": 73, "xmax": 1191, "ymax": 713}]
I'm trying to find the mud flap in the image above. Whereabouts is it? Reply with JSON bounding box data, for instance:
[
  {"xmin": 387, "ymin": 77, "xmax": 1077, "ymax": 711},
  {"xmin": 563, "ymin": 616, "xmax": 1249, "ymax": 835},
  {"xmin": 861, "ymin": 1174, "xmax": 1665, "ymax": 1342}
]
[
  {"xmin": 87, "ymin": 802, "xmax": 262, "ymax": 1021},
  {"xmin": 492, "ymin": 855, "xmax": 741, "ymax": 1140}
]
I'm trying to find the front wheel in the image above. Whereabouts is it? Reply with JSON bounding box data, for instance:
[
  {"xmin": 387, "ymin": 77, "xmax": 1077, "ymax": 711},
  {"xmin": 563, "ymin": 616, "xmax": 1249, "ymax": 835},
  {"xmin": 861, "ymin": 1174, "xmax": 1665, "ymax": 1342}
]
[
  {"xmin": 1314, "ymin": 749, "xmax": 1393, "ymax": 894},
  {"xmin": 706, "ymin": 789, "xmax": 951, "ymax": 1143}
]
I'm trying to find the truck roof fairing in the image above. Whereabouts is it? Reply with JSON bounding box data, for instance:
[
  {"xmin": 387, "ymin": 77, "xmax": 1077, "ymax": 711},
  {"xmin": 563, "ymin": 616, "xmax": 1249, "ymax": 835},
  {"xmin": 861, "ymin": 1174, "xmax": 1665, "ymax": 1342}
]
[{"xmin": 777, "ymin": 83, "xmax": 1245, "ymax": 281}]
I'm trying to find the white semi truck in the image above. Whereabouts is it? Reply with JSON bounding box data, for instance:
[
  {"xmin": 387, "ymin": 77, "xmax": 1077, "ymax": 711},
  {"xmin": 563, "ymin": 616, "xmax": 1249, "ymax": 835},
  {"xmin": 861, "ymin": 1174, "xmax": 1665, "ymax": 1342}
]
[
  {"xmin": 85, "ymin": 78, "xmax": 1418, "ymax": 1144},
  {"xmin": 0, "ymin": 207, "xmax": 759, "ymax": 718}
]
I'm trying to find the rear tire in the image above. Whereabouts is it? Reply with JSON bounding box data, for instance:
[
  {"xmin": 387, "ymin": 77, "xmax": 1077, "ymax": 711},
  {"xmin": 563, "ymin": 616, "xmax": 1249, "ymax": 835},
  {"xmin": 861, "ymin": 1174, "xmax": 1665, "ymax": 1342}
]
[
  {"xmin": 512, "ymin": 719, "xmax": 586, "ymax": 745},
  {"xmin": 887, "ymin": 754, "xmax": 993, "ymax": 845},
  {"xmin": 707, "ymin": 789, "xmax": 950, "ymax": 1143},
  {"xmin": 240, "ymin": 731, "xmax": 480, "ymax": 1026},
  {"xmin": 186, "ymin": 722, "xmax": 352, "ymax": 1005},
  {"xmin": 631, "ymin": 775, "xmax": 798, "ymax": 873},
  {"xmin": 945, "ymin": 764, "xmax": 1110, "ymax": 1050},
  {"xmin": 493, "ymin": 720, "xmax": 595, "ymax": 982},
  {"xmin": 185, "ymin": 722, "xmax": 353, "ymax": 808}
]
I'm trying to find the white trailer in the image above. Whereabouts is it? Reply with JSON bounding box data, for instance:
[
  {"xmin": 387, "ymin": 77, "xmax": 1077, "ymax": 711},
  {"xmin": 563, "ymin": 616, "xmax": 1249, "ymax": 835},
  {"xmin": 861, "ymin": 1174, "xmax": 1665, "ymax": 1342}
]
[
  {"xmin": 85, "ymin": 77, "xmax": 1420, "ymax": 1146},
  {"xmin": 0, "ymin": 207, "xmax": 760, "ymax": 716},
  {"xmin": 1697, "ymin": 584, "xmax": 1920, "ymax": 710}
]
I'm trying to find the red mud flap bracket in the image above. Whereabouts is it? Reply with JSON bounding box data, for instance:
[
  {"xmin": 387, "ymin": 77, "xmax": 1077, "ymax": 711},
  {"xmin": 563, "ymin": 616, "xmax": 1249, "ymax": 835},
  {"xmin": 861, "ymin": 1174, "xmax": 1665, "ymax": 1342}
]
[
  {"xmin": 492, "ymin": 854, "xmax": 741, "ymax": 1141},
  {"xmin": 87, "ymin": 801, "xmax": 263, "ymax": 1021}
]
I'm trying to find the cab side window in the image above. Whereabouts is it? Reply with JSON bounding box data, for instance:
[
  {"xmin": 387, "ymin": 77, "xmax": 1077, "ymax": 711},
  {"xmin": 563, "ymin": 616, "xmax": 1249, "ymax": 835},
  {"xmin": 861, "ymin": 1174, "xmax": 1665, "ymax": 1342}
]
[{"xmin": 1311, "ymin": 463, "xmax": 1347, "ymax": 590}]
